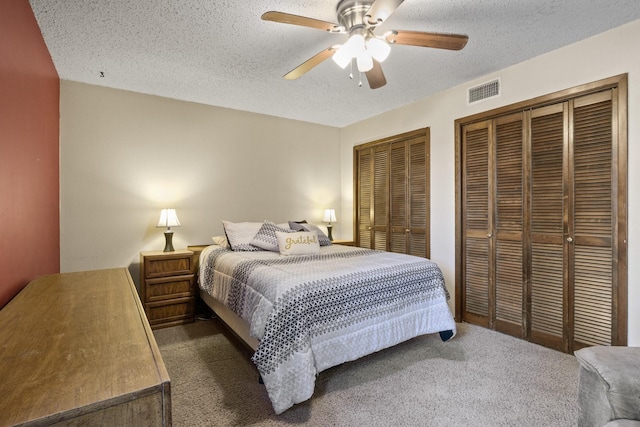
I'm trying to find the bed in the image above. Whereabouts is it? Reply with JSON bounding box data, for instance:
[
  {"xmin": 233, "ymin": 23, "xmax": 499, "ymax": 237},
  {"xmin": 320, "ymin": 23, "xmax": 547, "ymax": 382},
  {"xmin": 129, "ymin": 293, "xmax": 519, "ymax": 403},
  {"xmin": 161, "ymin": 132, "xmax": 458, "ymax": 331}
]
[{"xmin": 197, "ymin": 221, "xmax": 457, "ymax": 414}]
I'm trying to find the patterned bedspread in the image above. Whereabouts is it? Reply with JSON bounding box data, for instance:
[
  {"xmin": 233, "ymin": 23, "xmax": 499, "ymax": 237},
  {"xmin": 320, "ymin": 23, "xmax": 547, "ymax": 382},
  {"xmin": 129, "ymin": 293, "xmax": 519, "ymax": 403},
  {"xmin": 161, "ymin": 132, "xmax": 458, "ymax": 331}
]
[{"xmin": 199, "ymin": 244, "xmax": 456, "ymax": 414}]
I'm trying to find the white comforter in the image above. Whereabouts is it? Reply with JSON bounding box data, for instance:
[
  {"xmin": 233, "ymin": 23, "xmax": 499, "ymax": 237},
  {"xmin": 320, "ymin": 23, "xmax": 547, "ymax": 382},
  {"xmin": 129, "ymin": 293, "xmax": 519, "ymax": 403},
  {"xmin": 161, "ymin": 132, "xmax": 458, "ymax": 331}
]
[{"xmin": 199, "ymin": 244, "xmax": 456, "ymax": 414}]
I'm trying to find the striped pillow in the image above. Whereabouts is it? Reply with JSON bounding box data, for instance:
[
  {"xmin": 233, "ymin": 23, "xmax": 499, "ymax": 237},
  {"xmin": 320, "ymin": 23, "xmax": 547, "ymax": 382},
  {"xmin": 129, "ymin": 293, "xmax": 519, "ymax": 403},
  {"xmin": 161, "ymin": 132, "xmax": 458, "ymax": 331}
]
[{"xmin": 250, "ymin": 221, "xmax": 294, "ymax": 252}]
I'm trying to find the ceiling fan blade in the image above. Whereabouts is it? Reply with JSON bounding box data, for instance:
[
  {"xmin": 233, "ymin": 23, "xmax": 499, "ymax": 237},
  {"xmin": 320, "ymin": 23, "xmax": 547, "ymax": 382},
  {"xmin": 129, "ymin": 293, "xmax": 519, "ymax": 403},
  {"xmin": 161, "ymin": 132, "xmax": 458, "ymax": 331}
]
[
  {"xmin": 262, "ymin": 11, "xmax": 343, "ymax": 33},
  {"xmin": 365, "ymin": 0, "xmax": 405, "ymax": 25},
  {"xmin": 366, "ymin": 60, "xmax": 387, "ymax": 89},
  {"xmin": 386, "ymin": 30, "xmax": 469, "ymax": 50},
  {"xmin": 284, "ymin": 47, "xmax": 337, "ymax": 80}
]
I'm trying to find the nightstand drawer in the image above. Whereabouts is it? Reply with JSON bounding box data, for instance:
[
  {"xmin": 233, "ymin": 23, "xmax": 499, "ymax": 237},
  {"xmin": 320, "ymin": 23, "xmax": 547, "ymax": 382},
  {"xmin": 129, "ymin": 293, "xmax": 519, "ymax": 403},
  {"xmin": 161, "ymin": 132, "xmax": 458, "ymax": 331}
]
[
  {"xmin": 146, "ymin": 297, "xmax": 194, "ymax": 327},
  {"xmin": 146, "ymin": 275, "xmax": 193, "ymax": 301},
  {"xmin": 144, "ymin": 256, "xmax": 192, "ymax": 279}
]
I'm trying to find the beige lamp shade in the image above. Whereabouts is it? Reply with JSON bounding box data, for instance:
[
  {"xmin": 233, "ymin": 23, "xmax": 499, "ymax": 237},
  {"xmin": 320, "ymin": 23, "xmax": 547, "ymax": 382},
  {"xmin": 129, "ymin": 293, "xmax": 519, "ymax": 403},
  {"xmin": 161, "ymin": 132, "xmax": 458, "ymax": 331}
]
[
  {"xmin": 157, "ymin": 209, "xmax": 181, "ymax": 229},
  {"xmin": 323, "ymin": 209, "xmax": 337, "ymax": 223}
]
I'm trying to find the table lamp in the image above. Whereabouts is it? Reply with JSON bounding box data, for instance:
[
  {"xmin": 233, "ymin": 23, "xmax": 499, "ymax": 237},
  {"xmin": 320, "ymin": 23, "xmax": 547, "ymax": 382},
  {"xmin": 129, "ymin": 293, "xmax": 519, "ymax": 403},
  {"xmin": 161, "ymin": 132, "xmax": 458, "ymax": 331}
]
[
  {"xmin": 323, "ymin": 209, "xmax": 337, "ymax": 241},
  {"xmin": 157, "ymin": 208, "xmax": 181, "ymax": 252}
]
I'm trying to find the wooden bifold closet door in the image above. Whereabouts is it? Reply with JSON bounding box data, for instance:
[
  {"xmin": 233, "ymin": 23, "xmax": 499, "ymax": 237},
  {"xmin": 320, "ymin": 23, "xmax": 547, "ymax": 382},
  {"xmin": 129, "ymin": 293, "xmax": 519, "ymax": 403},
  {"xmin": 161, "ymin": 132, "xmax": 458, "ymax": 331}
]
[
  {"xmin": 461, "ymin": 113, "xmax": 525, "ymax": 337},
  {"xmin": 457, "ymin": 75, "xmax": 627, "ymax": 353},
  {"xmin": 355, "ymin": 128, "xmax": 430, "ymax": 258}
]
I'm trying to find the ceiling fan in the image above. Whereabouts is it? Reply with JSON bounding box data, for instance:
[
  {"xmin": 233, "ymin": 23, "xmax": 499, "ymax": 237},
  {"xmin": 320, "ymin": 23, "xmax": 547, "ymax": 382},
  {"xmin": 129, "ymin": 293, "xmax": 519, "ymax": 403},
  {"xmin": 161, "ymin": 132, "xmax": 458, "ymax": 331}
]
[{"xmin": 262, "ymin": 0, "xmax": 469, "ymax": 89}]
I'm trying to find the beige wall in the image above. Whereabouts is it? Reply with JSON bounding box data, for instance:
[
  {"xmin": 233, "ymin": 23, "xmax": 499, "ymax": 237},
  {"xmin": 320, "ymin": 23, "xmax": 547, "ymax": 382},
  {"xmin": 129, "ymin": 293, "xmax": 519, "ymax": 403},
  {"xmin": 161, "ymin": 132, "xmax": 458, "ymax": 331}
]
[
  {"xmin": 340, "ymin": 19, "xmax": 640, "ymax": 345},
  {"xmin": 60, "ymin": 82, "xmax": 341, "ymax": 284}
]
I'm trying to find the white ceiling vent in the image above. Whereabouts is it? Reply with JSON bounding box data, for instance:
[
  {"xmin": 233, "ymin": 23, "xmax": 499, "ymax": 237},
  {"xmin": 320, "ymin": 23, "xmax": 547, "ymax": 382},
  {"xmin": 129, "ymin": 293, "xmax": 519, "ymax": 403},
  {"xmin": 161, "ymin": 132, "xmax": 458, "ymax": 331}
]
[{"xmin": 468, "ymin": 78, "xmax": 501, "ymax": 104}]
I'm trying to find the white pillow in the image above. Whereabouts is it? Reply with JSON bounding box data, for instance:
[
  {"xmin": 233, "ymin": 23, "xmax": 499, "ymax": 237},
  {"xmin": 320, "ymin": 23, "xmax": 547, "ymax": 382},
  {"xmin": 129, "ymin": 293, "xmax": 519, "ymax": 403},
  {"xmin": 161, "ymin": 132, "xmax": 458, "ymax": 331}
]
[
  {"xmin": 211, "ymin": 235, "xmax": 229, "ymax": 248},
  {"xmin": 222, "ymin": 221, "xmax": 262, "ymax": 251},
  {"xmin": 276, "ymin": 231, "xmax": 320, "ymax": 256}
]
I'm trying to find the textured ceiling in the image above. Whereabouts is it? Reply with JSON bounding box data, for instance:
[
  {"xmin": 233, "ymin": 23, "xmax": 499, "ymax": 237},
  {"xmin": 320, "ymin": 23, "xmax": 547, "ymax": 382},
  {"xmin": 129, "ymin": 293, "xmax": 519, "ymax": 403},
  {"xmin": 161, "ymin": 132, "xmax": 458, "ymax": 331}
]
[{"xmin": 29, "ymin": 0, "xmax": 640, "ymax": 128}]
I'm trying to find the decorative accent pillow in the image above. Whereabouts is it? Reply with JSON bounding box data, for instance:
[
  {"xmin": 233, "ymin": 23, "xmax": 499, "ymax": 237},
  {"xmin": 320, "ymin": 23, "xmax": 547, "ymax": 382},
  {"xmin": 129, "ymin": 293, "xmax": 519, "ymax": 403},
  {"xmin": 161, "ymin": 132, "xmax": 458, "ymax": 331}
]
[
  {"xmin": 211, "ymin": 235, "xmax": 230, "ymax": 248},
  {"xmin": 289, "ymin": 221, "xmax": 331, "ymax": 246},
  {"xmin": 250, "ymin": 221, "xmax": 295, "ymax": 252},
  {"xmin": 276, "ymin": 231, "xmax": 320, "ymax": 256},
  {"xmin": 288, "ymin": 221, "xmax": 305, "ymax": 231},
  {"xmin": 221, "ymin": 221, "xmax": 263, "ymax": 251}
]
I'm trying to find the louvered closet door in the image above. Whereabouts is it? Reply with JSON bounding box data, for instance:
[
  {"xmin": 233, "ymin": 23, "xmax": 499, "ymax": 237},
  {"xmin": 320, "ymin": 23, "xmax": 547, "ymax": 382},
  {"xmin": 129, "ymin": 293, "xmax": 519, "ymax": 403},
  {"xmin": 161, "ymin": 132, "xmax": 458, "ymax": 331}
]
[
  {"xmin": 461, "ymin": 120, "xmax": 492, "ymax": 327},
  {"xmin": 529, "ymin": 92, "xmax": 617, "ymax": 351},
  {"xmin": 356, "ymin": 145, "xmax": 390, "ymax": 250},
  {"xmin": 408, "ymin": 138, "xmax": 429, "ymax": 257},
  {"xmin": 389, "ymin": 135, "xmax": 429, "ymax": 257},
  {"xmin": 571, "ymin": 91, "xmax": 615, "ymax": 349},
  {"xmin": 494, "ymin": 113, "xmax": 525, "ymax": 337},
  {"xmin": 357, "ymin": 148, "xmax": 373, "ymax": 248},
  {"xmin": 457, "ymin": 76, "xmax": 627, "ymax": 353},
  {"xmin": 390, "ymin": 141, "xmax": 408, "ymax": 253},
  {"xmin": 529, "ymin": 103, "xmax": 567, "ymax": 351},
  {"xmin": 356, "ymin": 128, "xmax": 430, "ymax": 257},
  {"xmin": 372, "ymin": 145, "xmax": 389, "ymax": 250}
]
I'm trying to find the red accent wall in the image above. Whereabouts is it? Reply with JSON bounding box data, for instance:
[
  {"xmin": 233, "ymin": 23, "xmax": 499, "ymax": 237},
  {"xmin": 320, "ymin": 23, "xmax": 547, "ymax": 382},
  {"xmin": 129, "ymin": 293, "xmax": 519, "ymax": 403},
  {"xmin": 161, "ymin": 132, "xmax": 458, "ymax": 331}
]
[{"xmin": 0, "ymin": 1, "xmax": 60, "ymax": 308}]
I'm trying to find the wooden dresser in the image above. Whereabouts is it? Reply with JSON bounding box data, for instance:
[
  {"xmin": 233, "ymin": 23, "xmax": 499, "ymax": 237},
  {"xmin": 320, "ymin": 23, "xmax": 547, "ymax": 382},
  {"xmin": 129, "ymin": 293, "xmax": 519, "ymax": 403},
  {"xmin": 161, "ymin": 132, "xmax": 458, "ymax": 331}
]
[{"xmin": 0, "ymin": 268, "xmax": 171, "ymax": 426}]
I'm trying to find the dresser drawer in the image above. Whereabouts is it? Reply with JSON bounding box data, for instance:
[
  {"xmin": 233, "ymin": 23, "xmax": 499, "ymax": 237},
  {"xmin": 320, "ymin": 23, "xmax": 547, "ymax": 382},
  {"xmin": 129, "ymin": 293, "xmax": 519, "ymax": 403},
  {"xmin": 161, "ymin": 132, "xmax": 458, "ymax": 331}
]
[{"xmin": 145, "ymin": 274, "xmax": 193, "ymax": 301}]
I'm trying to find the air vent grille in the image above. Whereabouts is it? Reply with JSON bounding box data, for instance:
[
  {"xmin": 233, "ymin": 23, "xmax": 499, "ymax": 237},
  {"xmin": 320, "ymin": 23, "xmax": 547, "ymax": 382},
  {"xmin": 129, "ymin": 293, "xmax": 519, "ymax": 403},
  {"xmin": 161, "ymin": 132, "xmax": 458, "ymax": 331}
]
[{"xmin": 468, "ymin": 78, "xmax": 501, "ymax": 104}]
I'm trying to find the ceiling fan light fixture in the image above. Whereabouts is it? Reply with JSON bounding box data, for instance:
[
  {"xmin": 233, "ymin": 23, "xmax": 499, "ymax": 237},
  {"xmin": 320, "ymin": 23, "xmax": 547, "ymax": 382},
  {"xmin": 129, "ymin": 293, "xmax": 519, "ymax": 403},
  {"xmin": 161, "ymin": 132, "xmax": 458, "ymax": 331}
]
[
  {"xmin": 332, "ymin": 32, "xmax": 367, "ymax": 69},
  {"xmin": 366, "ymin": 37, "xmax": 391, "ymax": 62},
  {"xmin": 356, "ymin": 51, "xmax": 374, "ymax": 72},
  {"xmin": 345, "ymin": 33, "xmax": 366, "ymax": 56},
  {"xmin": 332, "ymin": 44, "xmax": 352, "ymax": 68}
]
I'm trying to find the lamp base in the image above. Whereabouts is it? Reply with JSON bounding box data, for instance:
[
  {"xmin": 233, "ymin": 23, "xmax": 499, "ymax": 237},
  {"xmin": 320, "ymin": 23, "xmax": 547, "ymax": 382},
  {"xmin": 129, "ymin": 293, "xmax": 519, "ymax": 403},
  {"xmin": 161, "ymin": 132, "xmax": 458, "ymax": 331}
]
[
  {"xmin": 163, "ymin": 231, "xmax": 175, "ymax": 252},
  {"xmin": 327, "ymin": 225, "xmax": 333, "ymax": 241}
]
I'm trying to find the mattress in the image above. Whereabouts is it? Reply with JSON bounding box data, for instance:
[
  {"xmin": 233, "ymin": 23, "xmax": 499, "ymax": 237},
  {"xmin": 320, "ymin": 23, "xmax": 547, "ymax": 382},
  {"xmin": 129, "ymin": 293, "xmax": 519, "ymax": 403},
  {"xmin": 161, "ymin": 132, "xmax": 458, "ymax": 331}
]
[{"xmin": 199, "ymin": 244, "xmax": 456, "ymax": 414}]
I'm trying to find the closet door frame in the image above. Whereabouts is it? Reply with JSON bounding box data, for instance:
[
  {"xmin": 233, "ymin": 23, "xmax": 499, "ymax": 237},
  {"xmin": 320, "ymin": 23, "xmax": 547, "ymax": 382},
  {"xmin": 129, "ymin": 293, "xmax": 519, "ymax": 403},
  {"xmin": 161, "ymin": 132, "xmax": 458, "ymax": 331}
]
[
  {"xmin": 354, "ymin": 128, "xmax": 431, "ymax": 257},
  {"xmin": 454, "ymin": 74, "xmax": 628, "ymax": 346}
]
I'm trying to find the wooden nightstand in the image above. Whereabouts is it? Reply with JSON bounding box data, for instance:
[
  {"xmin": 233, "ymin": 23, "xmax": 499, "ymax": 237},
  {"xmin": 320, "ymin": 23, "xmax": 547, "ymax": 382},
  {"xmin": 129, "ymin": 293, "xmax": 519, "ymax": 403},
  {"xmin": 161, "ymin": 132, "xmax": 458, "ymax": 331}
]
[
  {"xmin": 140, "ymin": 249, "xmax": 195, "ymax": 329},
  {"xmin": 333, "ymin": 240, "xmax": 354, "ymax": 246}
]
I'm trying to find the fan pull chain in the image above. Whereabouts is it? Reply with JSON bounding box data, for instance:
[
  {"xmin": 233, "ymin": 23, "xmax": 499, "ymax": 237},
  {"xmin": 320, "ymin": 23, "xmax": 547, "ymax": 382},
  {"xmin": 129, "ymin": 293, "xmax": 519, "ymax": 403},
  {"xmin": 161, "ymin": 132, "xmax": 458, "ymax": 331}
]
[{"xmin": 346, "ymin": 60, "xmax": 363, "ymax": 87}]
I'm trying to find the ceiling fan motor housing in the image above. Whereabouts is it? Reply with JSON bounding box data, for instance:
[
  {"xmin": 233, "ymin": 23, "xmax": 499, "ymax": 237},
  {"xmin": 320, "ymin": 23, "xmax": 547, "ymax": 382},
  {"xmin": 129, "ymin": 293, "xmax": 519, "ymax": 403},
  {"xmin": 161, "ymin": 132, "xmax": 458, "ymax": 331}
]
[{"xmin": 337, "ymin": 0, "xmax": 376, "ymax": 31}]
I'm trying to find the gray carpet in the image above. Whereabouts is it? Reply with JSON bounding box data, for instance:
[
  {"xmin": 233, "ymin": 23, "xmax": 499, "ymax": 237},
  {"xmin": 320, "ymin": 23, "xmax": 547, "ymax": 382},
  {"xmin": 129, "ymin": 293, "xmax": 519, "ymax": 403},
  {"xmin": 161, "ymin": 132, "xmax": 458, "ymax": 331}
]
[{"xmin": 153, "ymin": 318, "xmax": 579, "ymax": 426}]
